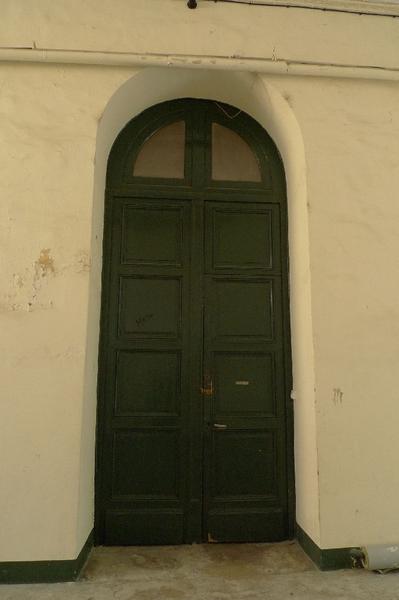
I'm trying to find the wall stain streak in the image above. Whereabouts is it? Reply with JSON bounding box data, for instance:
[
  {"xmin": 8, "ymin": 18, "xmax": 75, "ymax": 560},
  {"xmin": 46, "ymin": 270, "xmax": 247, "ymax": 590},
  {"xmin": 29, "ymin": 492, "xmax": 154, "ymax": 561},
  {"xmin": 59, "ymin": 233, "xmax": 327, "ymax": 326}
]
[{"xmin": 332, "ymin": 387, "xmax": 344, "ymax": 405}]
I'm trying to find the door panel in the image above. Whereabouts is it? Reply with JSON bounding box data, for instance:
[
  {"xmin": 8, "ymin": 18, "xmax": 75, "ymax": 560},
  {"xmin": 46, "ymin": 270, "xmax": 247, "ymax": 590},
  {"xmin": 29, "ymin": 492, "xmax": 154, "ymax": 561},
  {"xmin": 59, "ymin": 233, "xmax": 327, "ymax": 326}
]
[
  {"xmin": 203, "ymin": 199, "xmax": 288, "ymax": 542},
  {"xmin": 114, "ymin": 350, "xmax": 181, "ymax": 415},
  {"xmin": 118, "ymin": 276, "xmax": 182, "ymax": 338},
  {"xmin": 211, "ymin": 431, "xmax": 277, "ymax": 498},
  {"xmin": 111, "ymin": 429, "xmax": 181, "ymax": 498},
  {"xmin": 99, "ymin": 197, "xmax": 192, "ymax": 545},
  {"xmin": 206, "ymin": 510, "xmax": 285, "ymax": 544},
  {"xmin": 121, "ymin": 205, "xmax": 184, "ymax": 266},
  {"xmin": 205, "ymin": 203, "xmax": 281, "ymax": 272},
  {"xmin": 209, "ymin": 278, "xmax": 275, "ymax": 341},
  {"xmin": 104, "ymin": 510, "xmax": 185, "ymax": 546},
  {"xmin": 213, "ymin": 353, "xmax": 276, "ymax": 416}
]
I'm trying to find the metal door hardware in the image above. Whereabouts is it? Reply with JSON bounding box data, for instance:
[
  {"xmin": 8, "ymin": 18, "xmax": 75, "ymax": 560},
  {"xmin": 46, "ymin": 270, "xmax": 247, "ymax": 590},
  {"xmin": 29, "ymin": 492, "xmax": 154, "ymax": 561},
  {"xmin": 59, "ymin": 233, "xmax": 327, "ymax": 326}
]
[{"xmin": 201, "ymin": 374, "xmax": 213, "ymax": 396}]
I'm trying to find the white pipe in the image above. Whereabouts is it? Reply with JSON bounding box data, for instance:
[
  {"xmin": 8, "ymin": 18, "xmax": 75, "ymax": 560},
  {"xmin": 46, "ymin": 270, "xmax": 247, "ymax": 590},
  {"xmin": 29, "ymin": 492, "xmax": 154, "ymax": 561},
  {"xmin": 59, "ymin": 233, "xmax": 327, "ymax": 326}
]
[
  {"xmin": 203, "ymin": 0, "xmax": 399, "ymax": 19},
  {"xmin": 0, "ymin": 47, "xmax": 399, "ymax": 82},
  {"xmin": 362, "ymin": 544, "xmax": 399, "ymax": 571}
]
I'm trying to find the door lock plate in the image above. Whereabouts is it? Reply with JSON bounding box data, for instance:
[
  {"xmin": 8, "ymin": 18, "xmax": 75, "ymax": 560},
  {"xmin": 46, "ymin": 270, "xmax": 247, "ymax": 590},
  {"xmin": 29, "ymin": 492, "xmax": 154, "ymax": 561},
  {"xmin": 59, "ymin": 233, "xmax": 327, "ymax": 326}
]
[
  {"xmin": 201, "ymin": 375, "xmax": 213, "ymax": 396},
  {"xmin": 201, "ymin": 386, "xmax": 213, "ymax": 396}
]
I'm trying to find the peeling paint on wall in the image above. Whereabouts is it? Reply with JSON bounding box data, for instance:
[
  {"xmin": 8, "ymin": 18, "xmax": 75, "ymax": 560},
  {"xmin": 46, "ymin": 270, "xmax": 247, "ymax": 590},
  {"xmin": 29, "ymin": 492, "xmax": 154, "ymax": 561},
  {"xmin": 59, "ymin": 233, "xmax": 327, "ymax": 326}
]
[
  {"xmin": 27, "ymin": 249, "xmax": 56, "ymax": 311},
  {"xmin": 0, "ymin": 249, "xmax": 91, "ymax": 313},
  {"xmin": 35, "ymin": 248, "xmax": 55, "ymax": 278}
]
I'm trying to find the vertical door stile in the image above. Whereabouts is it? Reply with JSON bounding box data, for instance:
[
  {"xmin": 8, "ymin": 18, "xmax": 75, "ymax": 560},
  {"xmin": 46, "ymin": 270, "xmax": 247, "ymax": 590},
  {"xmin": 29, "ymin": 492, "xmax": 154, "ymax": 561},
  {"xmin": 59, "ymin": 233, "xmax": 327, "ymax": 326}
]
[{"xmin": 185, "ymin": 102, "xmax": 206, "ymax": 542}]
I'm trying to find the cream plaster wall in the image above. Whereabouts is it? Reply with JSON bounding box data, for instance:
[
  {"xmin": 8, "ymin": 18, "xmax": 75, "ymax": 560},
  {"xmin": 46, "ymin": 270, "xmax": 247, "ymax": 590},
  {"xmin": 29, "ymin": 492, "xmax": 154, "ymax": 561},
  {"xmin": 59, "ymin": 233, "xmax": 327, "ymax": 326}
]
[
  {"xmin": 1, "ymin": 0, "xmax": 399, "ymax": 563},
  {"xmin": 287, "ymin": 77, "xmax": 399, "ymax": 548},
  {"xmin": 266, "ymin": 74, "xmax": 399, "ymax": 548},
  {"xmin": 0, "ymin": 63, "xmax": 135, "ymax": 560}
]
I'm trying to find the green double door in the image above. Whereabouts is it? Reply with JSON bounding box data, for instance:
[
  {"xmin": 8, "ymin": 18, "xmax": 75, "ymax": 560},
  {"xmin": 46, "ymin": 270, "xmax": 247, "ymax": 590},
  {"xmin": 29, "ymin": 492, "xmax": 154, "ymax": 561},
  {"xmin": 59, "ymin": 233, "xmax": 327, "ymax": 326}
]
[{"xmin": 96, "ymin": 100, "xmax": 293, "ymax": 545}]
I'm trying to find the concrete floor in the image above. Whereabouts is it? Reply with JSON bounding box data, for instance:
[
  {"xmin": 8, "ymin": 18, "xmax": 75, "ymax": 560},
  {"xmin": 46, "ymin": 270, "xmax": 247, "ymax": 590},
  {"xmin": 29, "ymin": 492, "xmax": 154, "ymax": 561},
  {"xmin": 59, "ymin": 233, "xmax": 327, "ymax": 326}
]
[{"xmin": 1, "ymin": 542, "xmax": 399, "ymax": 599}]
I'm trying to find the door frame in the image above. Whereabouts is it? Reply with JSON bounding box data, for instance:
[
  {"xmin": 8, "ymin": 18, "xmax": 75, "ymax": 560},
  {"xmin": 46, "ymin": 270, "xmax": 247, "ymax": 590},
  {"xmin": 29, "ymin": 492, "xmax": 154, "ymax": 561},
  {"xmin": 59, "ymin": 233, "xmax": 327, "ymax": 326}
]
[{"xmin": 94, "ymin": 98, "xmax": 295, "ymax": 544}]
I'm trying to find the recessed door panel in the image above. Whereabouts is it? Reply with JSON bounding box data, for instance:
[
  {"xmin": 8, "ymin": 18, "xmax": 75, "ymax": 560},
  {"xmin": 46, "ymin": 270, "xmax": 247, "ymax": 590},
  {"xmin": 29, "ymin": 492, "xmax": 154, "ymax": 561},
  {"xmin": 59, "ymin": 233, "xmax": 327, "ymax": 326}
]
[
  {"xmin": 111, "ymin": 430, "xmax": 181, "ymax": 499},
  {"xmin": 214, "ymin": 353, "xmax": 276, "ymax": 417},
  {"xmin": 114, "ymin": 351, "xmax": 181, "ymax": 416},
  {"xmin": 118, "ymin": 276, "xmax": 181, "ymax": 338},
  {"xmin": 104, "ymin": 510, "xmax": 184, "ymax": 546},
  {"xmin": 211, "ymin": 431, "xmax": 277, "ymax": 499},
  {"xmin": 211, "ymin": 278, "xmax": 274, "ymax": 340},
  {"xmin": 206, "ymin": 204, "xmax": 280, "ymax": 271},
  {"xmin": 121, "ymin": 205, "xmax": 183, "ymax": 266}
]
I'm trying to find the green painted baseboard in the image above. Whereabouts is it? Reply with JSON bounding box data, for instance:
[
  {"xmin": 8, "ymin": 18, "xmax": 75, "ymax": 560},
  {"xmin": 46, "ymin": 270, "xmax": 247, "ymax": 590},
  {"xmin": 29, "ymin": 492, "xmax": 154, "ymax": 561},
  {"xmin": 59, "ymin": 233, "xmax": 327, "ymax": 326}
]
[
  {"xmin": 0, "ymin": 525, "xmax": 359, "ymax": 582},
  {"xmin": 296, "ymin": 524, "xmax": 360, "ymax": 570},
  {"xmin": 0, "ymin": 530, "xmax": 93, "ymax": 584}
]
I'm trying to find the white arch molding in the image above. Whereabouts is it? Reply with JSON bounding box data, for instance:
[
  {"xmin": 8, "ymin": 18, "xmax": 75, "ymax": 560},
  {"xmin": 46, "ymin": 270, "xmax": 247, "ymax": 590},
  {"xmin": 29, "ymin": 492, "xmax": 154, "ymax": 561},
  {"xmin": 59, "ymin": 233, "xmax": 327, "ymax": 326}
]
[{"xmin": 78, "ymin": 67, "xmax": 320, "ymax": 550}]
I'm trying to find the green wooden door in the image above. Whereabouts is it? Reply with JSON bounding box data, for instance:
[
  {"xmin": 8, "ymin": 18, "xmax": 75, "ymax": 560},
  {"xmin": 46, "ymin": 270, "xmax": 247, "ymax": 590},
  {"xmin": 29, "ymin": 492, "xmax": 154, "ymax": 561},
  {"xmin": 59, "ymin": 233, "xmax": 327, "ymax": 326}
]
[{"xmin": 96, "ymin": 99, "xmax": 293, "ymax": 545}]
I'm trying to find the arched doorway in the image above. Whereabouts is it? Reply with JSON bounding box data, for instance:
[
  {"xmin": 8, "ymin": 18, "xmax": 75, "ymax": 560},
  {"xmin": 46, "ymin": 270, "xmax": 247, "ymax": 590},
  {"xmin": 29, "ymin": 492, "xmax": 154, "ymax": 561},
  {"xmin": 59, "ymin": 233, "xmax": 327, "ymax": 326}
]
[{"xmin": 95, "ymin": 98, "xmax": 293, "ymax": 545}]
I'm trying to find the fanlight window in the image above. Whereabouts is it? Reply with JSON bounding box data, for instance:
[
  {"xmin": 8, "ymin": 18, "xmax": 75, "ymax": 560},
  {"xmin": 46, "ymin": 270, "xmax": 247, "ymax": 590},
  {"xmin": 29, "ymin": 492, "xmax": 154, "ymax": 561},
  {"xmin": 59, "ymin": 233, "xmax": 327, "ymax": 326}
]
[
  {"xmin": 212, "ymin": 123, "xmax": 262, "ymax": 182},
  {"xmin": 131, "ymin": 119, "xmax": 262, "ymax": 183},
  {"xmin": 133, "ymin": 121, "xmax": 185, "ymax": 179}
]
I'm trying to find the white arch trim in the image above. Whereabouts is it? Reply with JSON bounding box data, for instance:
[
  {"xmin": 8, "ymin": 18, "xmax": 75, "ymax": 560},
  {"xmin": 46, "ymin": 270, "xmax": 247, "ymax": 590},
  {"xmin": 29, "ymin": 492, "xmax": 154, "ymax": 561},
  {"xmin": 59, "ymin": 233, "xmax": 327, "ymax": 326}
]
[{"xmin": 78, "ymin": 67, "xmax": 320, "ymax": 549}]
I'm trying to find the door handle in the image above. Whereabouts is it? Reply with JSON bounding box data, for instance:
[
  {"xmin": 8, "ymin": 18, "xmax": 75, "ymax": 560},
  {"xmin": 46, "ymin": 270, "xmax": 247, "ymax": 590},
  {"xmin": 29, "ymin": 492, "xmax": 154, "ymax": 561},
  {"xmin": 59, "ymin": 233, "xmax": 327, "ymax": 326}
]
[{"xmin": 212, "ymin": 423, "xmax": 227, "ymax": 430}]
